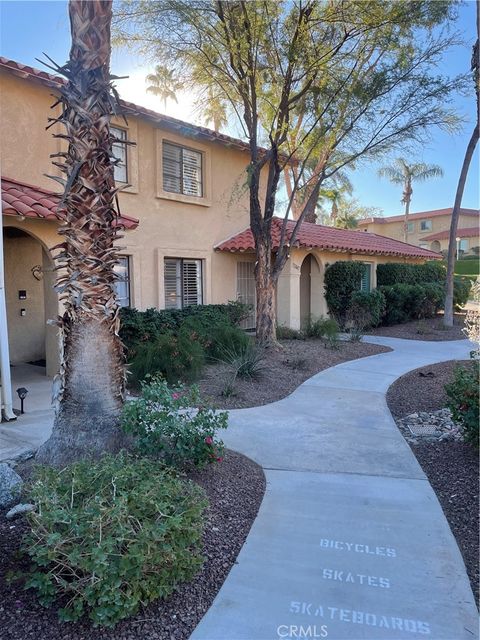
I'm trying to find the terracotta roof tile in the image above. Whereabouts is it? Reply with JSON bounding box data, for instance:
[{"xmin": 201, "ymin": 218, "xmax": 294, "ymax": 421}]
[
  {"xmin": 1, "ymin": 177, "xmax": 138, "ymax": 229},
  {"xmin": 422, "ymin": 227, "xmax": 479, "ymax": 241},
  {"xmin": 215, "ymin": 218, "xmax": 441, "ymax": 259},
  {"xmin": 359, "ymin": 208, "xmax": 480, "ymax": 225}
]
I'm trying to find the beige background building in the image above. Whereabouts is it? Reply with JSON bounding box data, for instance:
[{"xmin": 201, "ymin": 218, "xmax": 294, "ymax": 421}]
[
  {"xmin": 0, "ymin": 57, "xmax": 439, "ymax": 379},
  {"xmin": 359, "ymin": 208, "xmax": 479, "ymax": 255}
]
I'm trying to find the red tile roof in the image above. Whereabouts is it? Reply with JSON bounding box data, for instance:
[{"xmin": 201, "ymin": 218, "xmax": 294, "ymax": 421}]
[
  {"xmin": 358, "ymin": 208, "xmax": 480, "ymax": 225},
  {"xmin": 422, "ymin": 227, "xmax": 479, "ymax": 241},
  {"xmin": 1, "ymin": 177, "xmax": 139, "ymax": 229},
  {"xmin": 0, "ymin": 57, "xmax": 256, "ymax": 155},
  {"xmin": 215, "ymin": 218, "xmax": 441, "ymax": 259}
]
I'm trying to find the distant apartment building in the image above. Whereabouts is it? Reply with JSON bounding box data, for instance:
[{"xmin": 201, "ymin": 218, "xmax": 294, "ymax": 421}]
[{"xmin": 358, "ymin": 208, "xmax": 479, "ymax": 256}]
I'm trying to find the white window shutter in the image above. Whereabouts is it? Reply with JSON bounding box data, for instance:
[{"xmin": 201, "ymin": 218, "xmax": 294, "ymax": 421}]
[{"xmin": 164, "ymin": 259, "xmax": 182, "ymax": 309}]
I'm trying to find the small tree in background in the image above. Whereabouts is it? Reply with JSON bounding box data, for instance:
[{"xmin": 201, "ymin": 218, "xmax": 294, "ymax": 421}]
[{"xmin": 377, "ymin": 158, "xmax": 443, "ymax": 242}]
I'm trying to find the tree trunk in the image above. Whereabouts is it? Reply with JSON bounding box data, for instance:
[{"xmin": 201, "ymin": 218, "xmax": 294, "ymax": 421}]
[
  {"xmin": 443, "ymin": 125, "xmax": 479, "ymax": 326},
  {"xmin": 36, "ymin": 0, "xmax": 126, "ymax": 465},
  {"xmin": 403, "ymin": 179, "xmax": 411, "ymax": 243},
  {"xmin": 36, "ymin": 318, "xmax": 126, "ymax": 466},
  {"xmin": 255, "ymin": 244, "xmax": 277, "ymax": 344}
]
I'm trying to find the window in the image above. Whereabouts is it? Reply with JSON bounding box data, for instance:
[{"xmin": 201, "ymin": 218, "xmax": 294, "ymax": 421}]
[
  {"xmin": 459, "ymin": 239, "xmax": 469, "ymax": 251},
  {"xmin": 163, "ymin": 141, "xmax": 203, "ymax": 197},
  {"xmin": 114, "ymin": 256, "xmax": 131, "ymax": 307},
  {"xmin": 360, "ymin": 263, "xmax": 372, "ymax": 292},
  {"xmin": 237, "ymin": 262, "xmax": 256, "ymax": 330},
  {"xmin": 407, "ymin": 222, "xmax": 415, "ymax": 233},
  {"xmin": 111, "ymin": 126, "xmax": 128, "ymax": 183},
  {"xmin": 420, "ymin": 220, "xmax": 432, "ymax": 232},
  {"xmin": 164, "ymin": 258, "xmax": 203, "ymax": 309}
]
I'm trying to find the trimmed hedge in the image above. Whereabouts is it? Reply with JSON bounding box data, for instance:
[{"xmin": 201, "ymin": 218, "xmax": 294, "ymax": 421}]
[
  {"xmin": 347, "ymin": 290, "xmax": 386, "ymax": 329},
  {"xmin": 376, "ymin": 261, "xmax": 445, "ymax": 286},
  {"xmin": 324, "ymin": 261, "xmax": 365, "ymax": 326},
  {"xmin": 379, "ymin": 282, "xmax": 444, "ymax": 325}
]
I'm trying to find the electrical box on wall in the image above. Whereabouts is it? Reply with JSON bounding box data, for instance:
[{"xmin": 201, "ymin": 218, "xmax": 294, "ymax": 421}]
[
  {"xmin": 20, "ymin": 308, "xmax": 26, "ymax": 317},
  {"xmin": 18, "ymin": 290, "xmax": 27, "ymax": 300}
]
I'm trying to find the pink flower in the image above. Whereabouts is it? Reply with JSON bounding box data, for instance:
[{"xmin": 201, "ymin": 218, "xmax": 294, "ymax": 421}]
[
  {"xmin": 171, "ymin": 392, "xmax": 180, "ymax": 400},
  {"xmin": 216, "ymin": 456, "xmax": 223, "ymax": 462},
  {"xmin": 205, "ymin": 436, "xmax": 213, "ymax": 445}
]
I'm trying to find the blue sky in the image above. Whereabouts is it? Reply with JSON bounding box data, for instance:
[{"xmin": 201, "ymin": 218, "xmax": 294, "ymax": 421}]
[{"xmin": 1, "ymin": 0, "xmax": 478, "ymax": 215}]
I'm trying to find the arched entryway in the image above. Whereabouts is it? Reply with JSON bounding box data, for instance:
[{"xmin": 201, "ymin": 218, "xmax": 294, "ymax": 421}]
[
  {"xmin": 3, "ymin": 225, "xmax": 59, "ymax": 376},
  {"xmin": 430, "ymin": 240, "xmax": 441, "ymax": 253},
  {"xmin": 299, "ymin": 253, "xmax": 323, "ymax": 329}
]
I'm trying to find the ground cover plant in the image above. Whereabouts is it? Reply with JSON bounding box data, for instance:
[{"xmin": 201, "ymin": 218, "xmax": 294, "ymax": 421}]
[
  {"xmin": 445, "ymin": 361, "xmax": 479, "ymax": 446},
  {"xmin": 1, "ymin": 451, "xmax": 265, "ymax": 640},
  {"xmin": 121, "ymin": 377, "xmax": 228, "ymax": 468},
  {"xmin": 20, "ymin": 453, "xmax": 206, "ymax": 628}
]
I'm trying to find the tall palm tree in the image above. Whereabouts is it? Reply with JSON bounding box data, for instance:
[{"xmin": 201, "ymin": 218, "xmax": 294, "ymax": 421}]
[
  {"xmin": 36, "ymin": 0, "xmax": 126, "ymax": 466},
  {"xmin": 202, "ymin": 88, "xmax": 227, "ymax": 132},
  {"xmin": 378, "ymin": 158, "xmax": 443, "ymax": 242},
  {"xmin": 146, "ymin": 65, "xmax": 183, "ymax": 111}
]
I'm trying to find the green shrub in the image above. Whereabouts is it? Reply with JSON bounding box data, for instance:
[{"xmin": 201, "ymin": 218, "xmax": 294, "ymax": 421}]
[
  {"xmin": 220, "ymin": 340, "xmax": 266, "ymax": 380},
  {"xmin": 324, "ymin": 261, "xmax": 365, "ymax": 326},
  {"xmin": 376, "ymin": 261, "xmax": 445, "ymax": 286},
  {"xmin": 453, "ymin": 276, "xmax": 472, "ymax": 309},
  {"xmin": 120, "ymin": 302, "xmax": 251, "ymax": 354},
  {"xmin": 304, "ymin": 315, "xmax": 340, "ymax": 343},
  {"xmin": 122, "ymin": 376, "xmax": 228, "ymax": 467},
  {"xmin": 23, "ymin": 454, "xmax": 206, "ymax": 627},
  {"xmin": 445, "ymin": 361, "xmax": 479, "ymax": 446},
  {"xmin": 379, "ymin": 282, "xmax": 444, "ymax": 325},
  {"xmin": 347, "ymin": 290, "xmax": 386, "ymax": 330},
  {"xmin": 276, "ymin": 325, "xmax": 305, "ymax": 340},
  {"xmin": 205, "ymin": 322, "xmax": 250, "ymax": 360},
  {"xmin": 129, "ymin": 328, "xmax": 205, "ymax": 385}
]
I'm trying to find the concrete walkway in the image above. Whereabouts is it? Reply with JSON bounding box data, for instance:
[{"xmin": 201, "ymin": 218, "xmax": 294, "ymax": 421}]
[
  {"xmin": 192, "ymin": 337, "xmax": 478, "ymax": 640},
  {"xmin": 0, "ymin": 364, "xmax": 53, "ymax": 462}
]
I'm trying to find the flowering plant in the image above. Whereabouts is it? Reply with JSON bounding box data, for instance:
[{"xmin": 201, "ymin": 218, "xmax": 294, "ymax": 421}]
[{"xmin": 121, "ymin": 376, "xmax": 228, "ymax": 468}]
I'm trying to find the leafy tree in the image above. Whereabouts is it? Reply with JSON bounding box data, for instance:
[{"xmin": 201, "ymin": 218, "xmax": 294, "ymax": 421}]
[
  {"xmin": 201, "ymin": 87, "xmax": 228, "ymax": 132},
  {"xmin": 36, "ymin": 0, "xmax": 126, "ymax": 465},
  {"xmin": 444, "ymin": 2, "xmax": 479, "ymax": 326},
  {"xmin": 378, "ymin": 158, "xmax": 443, "ymax": 242},
  {"xmin": 115, "ymin": 0, "xmax": 465, "ymax": 344},
  {"xmin": 146, "ymin": 64, "xmax": 183, "ymax": 110}
]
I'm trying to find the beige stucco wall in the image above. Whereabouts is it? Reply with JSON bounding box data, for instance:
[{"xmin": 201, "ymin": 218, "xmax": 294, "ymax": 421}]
[
  {"xmin": 3, "ymin": 220, "xmax": 60, "ymax": 375},
  {"xmin": 360, "ymin": 214, "xmax": 479, "ymax": 254},
  {"xmin": 0, "ymin": 70, "xmax": 256, "ymax": 315}
]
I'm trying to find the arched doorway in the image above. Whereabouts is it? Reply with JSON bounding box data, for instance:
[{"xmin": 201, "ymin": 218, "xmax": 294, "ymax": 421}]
[
  {"xmin": 430, "ymin": 240, "xmax": 441, "ymax": 253},
  {"xmin": 299, "ymin": 253, "xmax": 323, "ymax": 328},
  {"xmin": 3, "ymin": 225, "xmax": 59, "ymax": 376}
]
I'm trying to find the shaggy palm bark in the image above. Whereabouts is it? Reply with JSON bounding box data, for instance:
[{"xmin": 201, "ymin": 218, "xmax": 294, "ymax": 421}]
[{"xmin": 36, "ymin": 0, "xmax": 126, "ymax": 466}]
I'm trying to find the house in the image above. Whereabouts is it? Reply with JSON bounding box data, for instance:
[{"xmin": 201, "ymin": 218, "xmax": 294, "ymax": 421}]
[
  {"xmin": 358, "ymin": 209, "xmax": 480, "ymax": 256},
  {"xmin": 0, "ymin": 57, "xmax": 439, "ymax": 390}
]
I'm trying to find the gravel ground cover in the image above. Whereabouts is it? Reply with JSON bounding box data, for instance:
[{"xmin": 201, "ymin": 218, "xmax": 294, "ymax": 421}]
[
  {"xmin": 387, "ymin": 361, "xmax": 479, "ymax": 606},
  {"xmin": 369, "ymin": 313, "xmax": 466, "ymax": 341},
  {"xmin": 196, "ymin": 339, "xmax": 391, "ymax": 409},
  {"xmin": 0, "ymin": 450, "xmax": 265, "ymax": 640}
]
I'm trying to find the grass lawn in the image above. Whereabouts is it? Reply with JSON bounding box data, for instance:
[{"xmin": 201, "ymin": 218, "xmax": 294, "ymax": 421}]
[{"xmin": 455, "ymin": 257, "xmax": 479, "ymax": 280}]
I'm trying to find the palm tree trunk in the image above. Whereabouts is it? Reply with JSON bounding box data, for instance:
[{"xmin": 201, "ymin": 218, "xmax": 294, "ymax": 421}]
[
  {"xmin": 403, "ymin": 178, "xmax": 411, "ymax": 243},
  {"xmin": 443, "ymin": 125, "xmax": 479, "ymax": 327},
  {"xmin": 36, "ymin": 0, "xmax": 127, "ymax": 466}
]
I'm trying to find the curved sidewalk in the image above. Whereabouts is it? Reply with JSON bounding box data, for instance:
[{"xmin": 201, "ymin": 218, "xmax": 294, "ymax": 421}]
[{"xmin": 192, "ymin": 337, "xmax": 478, "ymax": 640}]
